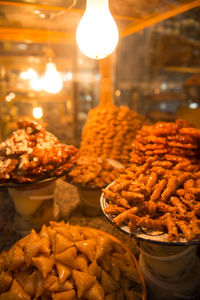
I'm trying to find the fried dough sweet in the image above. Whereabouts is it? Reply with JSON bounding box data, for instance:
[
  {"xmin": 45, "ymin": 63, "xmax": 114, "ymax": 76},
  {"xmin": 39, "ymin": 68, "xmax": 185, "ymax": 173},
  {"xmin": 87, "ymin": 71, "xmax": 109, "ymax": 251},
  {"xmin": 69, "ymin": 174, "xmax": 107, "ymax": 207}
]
[
  {"xmin": 68, "ymin": 105, "xmax": 149, "ymax": 187},
  {"xmin": 0, "ymin": 120, "xmax": 77, "ymax": 183},
  {"xmin": 103, "ymin": 120, "xmax": 200, "ymax": 242},
  {"xmin": 0, "ymin": 221, "xmax": 144, "ymax": 299},
  {"xmin": 68, "ymin": 155, "xmax": 124, "ymax": 188}
]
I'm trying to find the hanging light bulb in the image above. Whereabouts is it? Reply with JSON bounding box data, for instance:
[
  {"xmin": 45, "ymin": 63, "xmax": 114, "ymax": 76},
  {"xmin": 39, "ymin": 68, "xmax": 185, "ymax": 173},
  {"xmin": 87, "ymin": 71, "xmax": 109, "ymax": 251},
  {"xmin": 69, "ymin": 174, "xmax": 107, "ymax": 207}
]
[
  {"xmin": 42, "ymin": 62, "xmax": 63, "ymax": 94},
  {"xmin": 76, "ymin": 0, "xmax": 119, "ymax": 59},
  {"xmin": 33, "ymin": 106, "xmax": 43, "ymax": 119}
]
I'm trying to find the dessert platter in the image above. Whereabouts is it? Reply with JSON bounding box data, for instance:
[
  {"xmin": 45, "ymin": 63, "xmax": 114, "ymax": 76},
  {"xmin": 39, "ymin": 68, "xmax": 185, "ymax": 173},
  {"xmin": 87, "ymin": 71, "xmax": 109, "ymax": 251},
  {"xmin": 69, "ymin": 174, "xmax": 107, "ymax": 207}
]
[
  {"xmin": 0, "ymin": 119, "xmax": 77, "ymax": 186},
  {"xmin": 101, "ymin": 120, "xmax": 200, "ymax": 246},
  {"xmin": 0, "ymin": 221, "xmax": 146, "ymax": 300},
  {"xmin": 0, "ymin": 120, "xmax": 78, "ymax": 234},
  {"xmin": 100, "ymin": 191, "xmax": 200, "ymax": 245}
]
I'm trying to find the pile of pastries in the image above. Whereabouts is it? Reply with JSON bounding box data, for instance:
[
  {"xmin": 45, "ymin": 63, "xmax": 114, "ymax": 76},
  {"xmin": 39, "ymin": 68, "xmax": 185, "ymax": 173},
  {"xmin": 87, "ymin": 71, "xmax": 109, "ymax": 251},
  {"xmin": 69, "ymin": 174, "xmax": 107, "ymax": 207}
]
[
  {"xmin": 69, "ymin": 105, "xmax": 149, "ymax": 187},
  {"xmin": 80, "ymin": 105, "xmax": 149, "ymax": 164},
  {"xmin": 103, "ymin": 119, "xmax": 200, "ymax": 242},
  {"xmin": 0, "ymin": 221, "xmax": 142, "ymax": 300},
  {"xmin": 0, "ymin": 120, "xmax": 77, "ymax": 184},
  {"xmin": 68, "ymin": 155, "xmax": 124, "ymax": 188}
]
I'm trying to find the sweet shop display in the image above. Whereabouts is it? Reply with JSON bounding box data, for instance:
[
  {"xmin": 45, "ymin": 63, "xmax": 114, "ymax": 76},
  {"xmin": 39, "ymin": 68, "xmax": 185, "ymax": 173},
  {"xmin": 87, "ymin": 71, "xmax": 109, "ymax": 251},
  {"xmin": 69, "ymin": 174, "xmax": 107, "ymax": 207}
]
[
  {"xmin": 1, "ymin": 2, "xmax": 200, "ymax": 299},
  {"xmin": 0, "ymin": 221, "xmax": 146, "ymax": 300},
  {"xmin": 102, "ymin": 119, "xmax": 200, "ymax": 243}
]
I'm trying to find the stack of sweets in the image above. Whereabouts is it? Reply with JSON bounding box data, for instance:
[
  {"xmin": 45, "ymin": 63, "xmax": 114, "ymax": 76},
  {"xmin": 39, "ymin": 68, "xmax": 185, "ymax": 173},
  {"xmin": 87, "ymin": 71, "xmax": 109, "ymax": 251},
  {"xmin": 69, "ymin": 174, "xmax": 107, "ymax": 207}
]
[
  {"xmin": 80, "ymin": 105, "xmax": 148, "ymax": 164},
  {"xmin": 0, "ymin": 221, "xmax": 143, "ymax": 300},
  {"xmin": 68, "ymin": 155, "xmax": 124, "ymax": 188},
  {"xmin": 103, "ymin": 120, "xmax": 200, "ymax": 242},
  {"xmin": 0, "ymin": 120, "xmax": 77, "ymax": 183},
  {"xmin": 69, "ymin": 105, "xmax": 149, "ymax": 187}
]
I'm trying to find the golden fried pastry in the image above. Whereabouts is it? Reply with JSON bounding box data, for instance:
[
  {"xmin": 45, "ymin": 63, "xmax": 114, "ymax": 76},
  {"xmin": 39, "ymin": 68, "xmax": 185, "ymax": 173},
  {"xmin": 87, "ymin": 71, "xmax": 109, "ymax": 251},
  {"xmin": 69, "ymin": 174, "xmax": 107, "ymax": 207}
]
[
  {"xmin": 103, "ymin": 120, "xmax": 200, "ymax": 242},
  {"xmin": 0, "ymin": 278, "xmax": 31, "ymax": 300},
  {"xmin": 80, "ymin": 105, "xmax": 149, "ymax": 163},
  {"xmin": 0, "ymin": 120, "xmax": 77, "ymax": 183},
  {"xmin": 67, "ymin": 105, "xmax": 149, "ymax": 188},
  {"xmin": 68, "ymin": 155, "xmax": 125, "ymax": 188},
  {"xmin": 0, "ymin": 222, "xmax": 144, "ymax": 299}
]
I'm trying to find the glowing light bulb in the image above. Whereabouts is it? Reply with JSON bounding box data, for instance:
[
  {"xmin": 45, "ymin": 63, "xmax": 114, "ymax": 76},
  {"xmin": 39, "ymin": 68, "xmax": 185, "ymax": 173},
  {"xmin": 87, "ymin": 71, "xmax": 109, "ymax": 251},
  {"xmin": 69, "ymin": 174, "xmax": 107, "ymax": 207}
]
[
  {"xmin": 42, "ymin": 62, "xmax": 63, "ymax": 94},
  {"xmin": 76, "ymin": 0, "xmax": 119, "ymax": 59},
  {"xmin": 20, "ymin": 68, "xmax": 38, "ymax": 80},
  {"xmin": 33, "ymin": 106, "xmax": 43, "ymax": 119}
]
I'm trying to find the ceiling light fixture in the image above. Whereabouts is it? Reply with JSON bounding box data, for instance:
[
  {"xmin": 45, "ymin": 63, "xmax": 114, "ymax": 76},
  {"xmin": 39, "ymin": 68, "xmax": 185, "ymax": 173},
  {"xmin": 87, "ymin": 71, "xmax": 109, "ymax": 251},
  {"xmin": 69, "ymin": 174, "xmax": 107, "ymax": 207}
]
[
  {"xmin": 42, "ymin": 61, "xmax": 63, "ymax": 94},
  {"xmin": 33, "ymin": 106, "xmax": 43, "ymax": 119},
  {"xmin": 76, "ymin": 0, "xmax": 119, "ymax": 59}
]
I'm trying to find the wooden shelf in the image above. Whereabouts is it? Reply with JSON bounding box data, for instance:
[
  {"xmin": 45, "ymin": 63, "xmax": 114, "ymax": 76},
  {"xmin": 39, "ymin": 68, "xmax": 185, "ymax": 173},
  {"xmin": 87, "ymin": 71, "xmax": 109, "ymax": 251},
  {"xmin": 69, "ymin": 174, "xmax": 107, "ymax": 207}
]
[{"xmin": 164, "ymin": 66, "xmax": 200, "ymax": 73}]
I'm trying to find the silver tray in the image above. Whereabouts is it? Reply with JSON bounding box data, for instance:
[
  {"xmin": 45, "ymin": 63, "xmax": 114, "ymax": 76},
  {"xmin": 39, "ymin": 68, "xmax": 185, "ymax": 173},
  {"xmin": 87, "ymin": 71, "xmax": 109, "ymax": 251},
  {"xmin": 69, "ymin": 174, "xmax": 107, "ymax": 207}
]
[{"xmin": 100, "ymin": 189, "xmax": 200, "ymax": 246}]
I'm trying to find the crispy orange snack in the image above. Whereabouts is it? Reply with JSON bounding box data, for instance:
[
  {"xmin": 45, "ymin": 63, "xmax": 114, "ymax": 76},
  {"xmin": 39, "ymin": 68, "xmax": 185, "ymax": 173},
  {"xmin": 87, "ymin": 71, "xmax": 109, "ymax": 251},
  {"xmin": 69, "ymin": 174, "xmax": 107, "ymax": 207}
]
[
  {"xmin": 68, "ymin": 105, "xmax": 149, "ymax": 187},
  {"xmin": 104, "ymin": 120, "xmax": 200, "ymax": 242},
  {"xmin": 0, "ymin": 222, "xmax": 143, "ymax": 299}
]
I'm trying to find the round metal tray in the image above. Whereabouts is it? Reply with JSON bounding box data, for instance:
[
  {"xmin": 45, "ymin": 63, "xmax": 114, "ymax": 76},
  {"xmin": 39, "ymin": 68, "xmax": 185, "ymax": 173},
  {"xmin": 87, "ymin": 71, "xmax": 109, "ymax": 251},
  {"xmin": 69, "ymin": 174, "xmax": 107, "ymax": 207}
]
[
  {"xmin": 0, "ymin": 176, "xmax": 58, "ymax": 190},
  {"xmin": 100, "ymin": 189, "xmax": 200, "ymax": 246}
]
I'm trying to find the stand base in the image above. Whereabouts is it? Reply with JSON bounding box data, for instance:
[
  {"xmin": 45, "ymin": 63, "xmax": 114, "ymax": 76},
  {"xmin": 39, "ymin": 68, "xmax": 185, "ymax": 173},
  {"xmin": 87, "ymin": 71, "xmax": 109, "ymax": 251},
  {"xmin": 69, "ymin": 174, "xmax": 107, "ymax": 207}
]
[{"xmin": 139, "ymin": 254, "xmax": 200, "ymax": 300}]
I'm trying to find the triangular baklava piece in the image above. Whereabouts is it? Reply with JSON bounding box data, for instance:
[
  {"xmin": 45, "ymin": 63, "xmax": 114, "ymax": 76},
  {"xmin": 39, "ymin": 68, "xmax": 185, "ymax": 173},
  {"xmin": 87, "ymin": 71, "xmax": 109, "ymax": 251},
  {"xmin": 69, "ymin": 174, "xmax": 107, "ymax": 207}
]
[
  {"xmin": 55, "ymin": 247, "xmax": 77, "ymax": 268},
  {"xmin": 72, "ymin": 269, "xmax": 96, "ymax": 298},
  {"xmin": 52, "ymin": 289, "xmax": 76, "ymax": 300},
  {"xmin": 0, "ymin": 278, "xmax": 30, "ymax": 300},
  {"xmin": 75, "ymin": 239, "xmax": 96, "ymax": 261},
  {"xmin": 56, "ymin": 262, "xmax": 72, "ymax": 283},
  {"xmin": 32, "ymin": 255, "xmax": 55, "ymax": 278},
  {"xmin": 9, "ymin": 246, "xmax": 25, "ymax": 271},
  {"xmin": 83, "ymin": 281, "xmax": 104, "ymax": 300},
  {"xmin": 55, "ymin": 233, "xmax": 74, "ymax": 254}
]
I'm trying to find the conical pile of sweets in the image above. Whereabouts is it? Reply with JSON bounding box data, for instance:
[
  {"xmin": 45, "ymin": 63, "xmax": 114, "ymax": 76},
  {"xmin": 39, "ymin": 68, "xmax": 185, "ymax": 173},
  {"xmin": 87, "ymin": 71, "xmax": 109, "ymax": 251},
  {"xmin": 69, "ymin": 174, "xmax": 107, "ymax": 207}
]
[
  {"xmin": 0, "ymin": 221, "xmax": 142, "ymax": 300},
  {"xmin": 80, "ymin": 105, "xmax": 149, "ymax": 164},
  {"xmin": 0, "ymin": 120, "xmax": 77, "ymax": 183},
  {"xmin": 69, "ymin": 105, "xmax": 149, "ymax": 187},
  {"xmin": 103, "ymin": 120, "xmax": 200, "ymax": 242}
]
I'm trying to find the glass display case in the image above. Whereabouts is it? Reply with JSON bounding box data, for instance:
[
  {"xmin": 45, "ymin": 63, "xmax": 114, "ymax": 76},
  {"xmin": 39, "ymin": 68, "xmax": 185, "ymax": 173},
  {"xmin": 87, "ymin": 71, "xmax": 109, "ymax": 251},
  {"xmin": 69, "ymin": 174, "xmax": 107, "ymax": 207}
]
[{"xmin": 0, "ymin": 2, "xmax": 200, "ymax": 300}]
